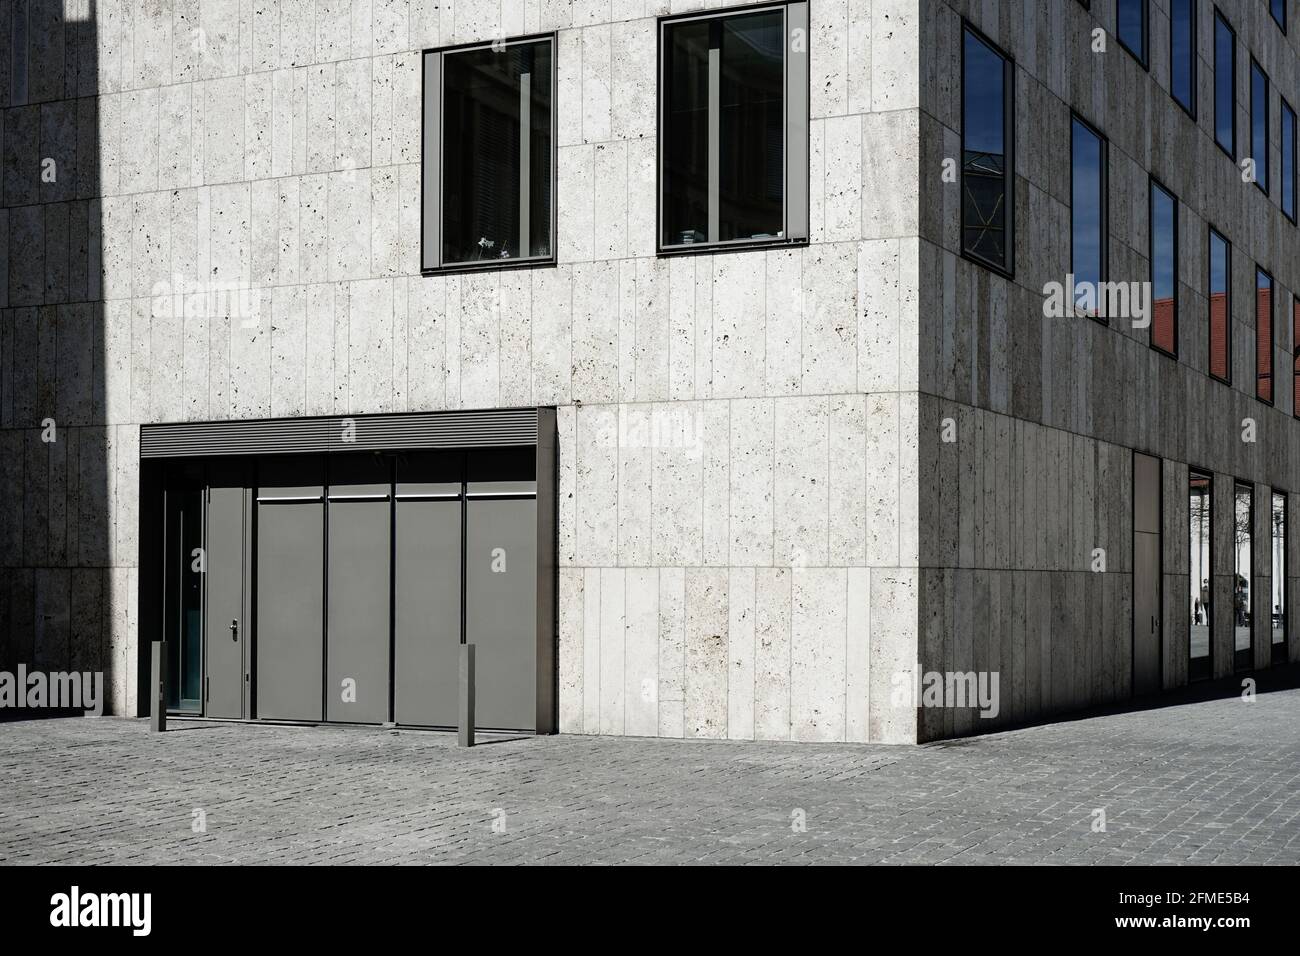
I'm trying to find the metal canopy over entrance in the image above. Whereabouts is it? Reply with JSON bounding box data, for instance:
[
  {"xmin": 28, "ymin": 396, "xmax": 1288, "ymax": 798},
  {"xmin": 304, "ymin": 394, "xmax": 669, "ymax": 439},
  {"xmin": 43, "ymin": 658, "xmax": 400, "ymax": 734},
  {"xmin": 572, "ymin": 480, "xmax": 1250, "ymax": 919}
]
[{"xmin": 138, "ymin": 408, "xmax": 558, "ymax": 735}]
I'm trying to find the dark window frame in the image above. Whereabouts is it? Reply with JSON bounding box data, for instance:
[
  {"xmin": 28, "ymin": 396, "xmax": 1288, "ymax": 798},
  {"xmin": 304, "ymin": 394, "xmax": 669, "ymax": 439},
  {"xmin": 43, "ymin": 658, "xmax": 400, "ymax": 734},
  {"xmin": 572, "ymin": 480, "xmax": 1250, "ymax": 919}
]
[
  {"xmin": 1273, "ymin": 0, "xmax": 1288, "ymax": 33},
  {"xmin": 1283, "ymin": 97, "xmax": 1297, "ymax": 223},
  {"xmin": 960, "ymin": 21, "xmax": 1016, "ymax": 279},
  {"xmin": 1116, "ymin": 0, "xmax": 1150, "ymax": 68},
  {"xmin": 1257, "ymin": 265, "xmax": 1276, "ymax": 405},
  {"xmin": 1251, "ymin": 58, "xmax": 1270, "ymax": 195},
  {"xmin": 1214, "ymin": 8, "xmax": 1237, "ymax": 160},
  {"xmin": 420, "ymin": 33, "xmax": 560, "ymax": 276},
  {"xmin": 1149, "ymin": 176, "xmax": 1179, "ymax": 359},
  {"xmin": 1208, "ymin": 226, "xmax": 1232, "ymax": 385},
  {"xmin": 1170, "ymin": 0, "xmax": 1197, "ymax": 119},
  {"xmin": 1069, "ymin": 111, "xmax": 1109, "ymax": 325},
  {"xmin": 1294, "ymin": 296, "xmax": 1300, "ymax": 418},
  {"xmin": 655, "ymin": 0, "xmax": 810, "ymax": 257}
]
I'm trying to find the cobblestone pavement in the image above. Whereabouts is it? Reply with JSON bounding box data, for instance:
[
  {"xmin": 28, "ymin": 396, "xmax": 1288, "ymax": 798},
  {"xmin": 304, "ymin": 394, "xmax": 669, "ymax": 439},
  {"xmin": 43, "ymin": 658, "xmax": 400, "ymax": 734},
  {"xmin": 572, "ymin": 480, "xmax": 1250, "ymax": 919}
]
[{"xmin": 2, "ymin": 687, "xmax": 1298, "ymax": 865}]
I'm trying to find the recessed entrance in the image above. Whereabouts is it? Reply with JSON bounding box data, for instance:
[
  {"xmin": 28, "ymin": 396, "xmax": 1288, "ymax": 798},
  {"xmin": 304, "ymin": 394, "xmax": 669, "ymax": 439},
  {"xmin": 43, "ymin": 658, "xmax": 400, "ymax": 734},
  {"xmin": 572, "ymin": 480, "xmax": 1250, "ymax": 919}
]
[{"xmin": 140, "ymin": 409, "xmax": 557, "ymax": 734}]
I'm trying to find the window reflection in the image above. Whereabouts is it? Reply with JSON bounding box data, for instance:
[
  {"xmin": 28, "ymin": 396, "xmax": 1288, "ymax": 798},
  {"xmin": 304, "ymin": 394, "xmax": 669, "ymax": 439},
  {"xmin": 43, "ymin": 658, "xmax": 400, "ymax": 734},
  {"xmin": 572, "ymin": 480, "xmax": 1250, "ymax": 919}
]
[
  {"xmin": 1215, "ymin": 14, "xmax": 1236, "ymax": 155},
  {"xmin": 1118, "ymin": 0, "xmax": 1147, "ymax": 63},
  {"xmin": 441, "ymin": 40, "xmax": 552, "ymax": 265},
  {"xmin": 166, "ymin": 485, "xmax": 203, "ymax": 713},
  {"xmin": 1257, "ymin": 268, "xmax": 1274, "ymax": 403},
  {"xmin": 1071, "ymin": 118, "xmax": 1105, "ymax": 317},
  {"xmin": 1294, "ymin": 299, "xmax": 1300, "ymax": 412},
  {"xmin": 665, "ymin": 19, "xmax": 713, "ymax": 245},
  {"xmin": 1190, "ymin": 472, "xmax": 1212, "ymax": 672},
  {"xmin": 962, "ymin": 28, "xmax": 1011, "ymax": 271},
  {"xmin": 1171, "ymin": 0, "xmax": 1195, "ymax": 113},
  {"xmin": 1209, "ymin": 230, "xmax": 1230, "ymax": 381},
  {"xmin": 1251, "ymin": 62, "xmax": 1269, "ymax": 193},
  {"xmin": 1235, "ymin": 481, "xmax": 1253, "ymax": 667},
  {"xmin": 1150, "ymin": 182, "xmax": 1177, "ymax": 354},
  {"xmin": 663, "ymin": 8, "xmax": 786, "ymax": 247},
  {"xmin": 1282, "ymin": 101, "xmax": 1296, "ymax": 219},
  {"xmin": 719, "ymin": 12, "xmax": 784, "ymax": 242}
]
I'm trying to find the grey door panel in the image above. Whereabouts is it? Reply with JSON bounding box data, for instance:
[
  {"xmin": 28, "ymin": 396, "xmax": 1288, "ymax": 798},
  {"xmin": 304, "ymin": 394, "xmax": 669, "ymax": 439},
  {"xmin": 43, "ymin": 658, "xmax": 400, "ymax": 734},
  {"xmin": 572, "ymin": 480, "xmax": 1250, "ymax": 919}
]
[
  {"xmin": 205, "ymin": 485, "xmax": 245, "ymax": 719},
  {"xmin": 1132, "ymin": 452, "xmax": 1161, "ymax": 696},
  {"xmin": 327, "ymin": 499, "xmax": 391, "ymax": 724},
  {"xmin": 1133, "ymin": 454, "xmax": 1161, "ymax": 535},
  {"xmin": 329, "ymin": 454, "xmax": 391, "ymax": 498},
  {"xmin": 1134, "ymin": 533, "xmax": 1161, "ymax": 695},
  {"xmin": 394, "ymin": 498, "xmax": 462, "ymax": 727},
  {"xmin": 256, "ymin": 501, "xmax": 324, "ymax": 721},
  {"xmin": 466, "ymin": 497, "xmax": 537, "ymax": 731}
]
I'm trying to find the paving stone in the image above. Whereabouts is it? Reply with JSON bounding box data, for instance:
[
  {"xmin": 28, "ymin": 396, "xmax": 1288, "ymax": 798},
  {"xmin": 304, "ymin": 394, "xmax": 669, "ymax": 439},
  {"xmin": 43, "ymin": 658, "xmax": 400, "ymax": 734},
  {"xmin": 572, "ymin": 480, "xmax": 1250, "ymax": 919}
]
[{"xmin": 0, "ymin": 690, "xmax": 1297, "ymax": 865}]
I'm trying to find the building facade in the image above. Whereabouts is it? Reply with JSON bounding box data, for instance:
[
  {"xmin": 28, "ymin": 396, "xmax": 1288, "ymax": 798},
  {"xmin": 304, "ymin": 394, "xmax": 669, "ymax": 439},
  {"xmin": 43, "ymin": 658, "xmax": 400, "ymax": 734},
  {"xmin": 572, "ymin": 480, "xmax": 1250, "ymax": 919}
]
[{"xmin": 0, "ymin": 0, "xmax": 1295, "ymax": 744}]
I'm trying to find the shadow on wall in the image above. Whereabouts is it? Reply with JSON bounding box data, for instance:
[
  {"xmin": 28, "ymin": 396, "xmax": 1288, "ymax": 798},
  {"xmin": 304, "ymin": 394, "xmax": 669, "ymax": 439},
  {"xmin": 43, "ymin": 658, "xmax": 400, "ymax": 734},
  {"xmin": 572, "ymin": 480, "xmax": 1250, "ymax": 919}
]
[{"xmin": 0, "ymin": 1, "xmax": 121, "ymax": 717}]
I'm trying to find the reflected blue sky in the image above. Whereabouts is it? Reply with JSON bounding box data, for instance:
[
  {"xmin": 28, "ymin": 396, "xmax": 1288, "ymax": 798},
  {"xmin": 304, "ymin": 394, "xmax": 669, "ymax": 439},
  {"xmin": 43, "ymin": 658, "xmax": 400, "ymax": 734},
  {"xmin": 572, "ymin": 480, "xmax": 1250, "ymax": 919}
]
[
  {"xmin": 1172, "ymin": 0, "xmax": 1195, "ymax": 112},
  {"xmin": 1210, "ymin": 232, "xmax": 1229, "ymax": 295},
  {"xmin": 1215, "ymin": 14, "xmax": 1235, "ymax": 152},
  {"xmin": 1118, "ymin": 0, "xmax": 1145, "ymax": 60},
  {"xmin": 1252, "ymin": 63, "xmax": 1269, "ymax": 191},
  {"xmin": 1152, "ymin": 185, "xmax": 1176, "ymax": 301},
  {"xmin": 963, "ymin": 32, "xmax": 1004, "ymax": 156},
  {"xmin": 1284, "ymin": 104, "xmax": 1296, "ymax": 217},
  {"xmin": 1071, "ymin": 119, "xmax": 1103, "ymax": 305}
]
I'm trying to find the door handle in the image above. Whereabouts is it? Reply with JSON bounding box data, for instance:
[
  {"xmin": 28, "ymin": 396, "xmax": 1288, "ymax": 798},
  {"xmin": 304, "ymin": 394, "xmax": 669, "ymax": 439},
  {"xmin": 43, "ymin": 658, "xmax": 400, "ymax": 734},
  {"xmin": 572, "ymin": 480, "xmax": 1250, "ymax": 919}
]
[{"xmin": 230, "ymin": 619, "xmax": 239, "ymax": 641}]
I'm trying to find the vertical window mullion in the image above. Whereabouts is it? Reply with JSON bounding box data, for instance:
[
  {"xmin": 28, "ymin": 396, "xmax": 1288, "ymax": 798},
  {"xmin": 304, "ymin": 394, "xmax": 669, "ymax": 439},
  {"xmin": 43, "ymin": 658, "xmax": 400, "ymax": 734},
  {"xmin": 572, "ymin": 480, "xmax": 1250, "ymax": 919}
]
[
  {"xmin": 707, "ymin": 20, "xmax": 721, "ymax": 244},
  {"xmin": 519, "ymin": 67, "xmax": 531, "ymax": 258},
  {"xmin": 785, "ymin": 2, "xmax": 809, "ymax": 242},
  {"xmin": 422, "ymin": 51, "xmax": 443, "ymax": 271}
]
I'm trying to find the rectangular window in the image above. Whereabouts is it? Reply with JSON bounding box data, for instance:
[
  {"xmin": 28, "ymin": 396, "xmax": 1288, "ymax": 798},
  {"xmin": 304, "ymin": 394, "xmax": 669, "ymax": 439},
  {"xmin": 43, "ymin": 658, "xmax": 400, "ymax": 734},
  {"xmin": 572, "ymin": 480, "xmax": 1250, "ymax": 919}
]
[
  {"xmin": 1251, "ymin": 61, "xmax": 1269, "ymax": 193},
  {"xmin": 1272, "ymin": 491, "xmax": 1287, "ymax": 663},
  {"xmin": 1294, "ymin": 298, "xmax": 1300, "ymax": 415},
  {"xmin": 1258, "ymin": 267, "xmax": 1275, "ymax": 404},
  {"xmin": 1215, "ymin": 11, "xmax": 1236, "ymax": 157},
  {"xmin": 1189, "ymin": 471, "xmax": 1212, "ymax": 679},
  {"xmin": 1284, "ymin": 99, "xmax": 1297, "ymax": 221},
  {"xmin": 1171, "ymin": 0, "xmax": 1196, "ymax": 115},
  {"xmin": 961, "ymin": 25, "xmax": 1014, "ymax": 275},
  {"xmin": 1273, "ymin": 0, "xmax": 1287, "ymax": 32},
  {"xmin": 1235, "ymin": 481, "xmax": 1254, "ymax": 670},
  {"xmin": 1117, "ymin": 0, "xmax": 1148, "ymax": 66},
  {"xmin": 421, "ymin": 36, "xmax": 555, "ymax": 272},
  {"xmin": 659, "ymin": 2, "xmax": 809, "ymax": 252},
  {"xmin": 1210, "ymin": 229, "xmax": 1231, "ymax": 382},
  {"xmin": 1070, "ymin": 116, "xmax": 1106, "ymax": 320},
  {"xmin": 1150, "ymin": 180, "xmax": 1177, "ymax": 356}
]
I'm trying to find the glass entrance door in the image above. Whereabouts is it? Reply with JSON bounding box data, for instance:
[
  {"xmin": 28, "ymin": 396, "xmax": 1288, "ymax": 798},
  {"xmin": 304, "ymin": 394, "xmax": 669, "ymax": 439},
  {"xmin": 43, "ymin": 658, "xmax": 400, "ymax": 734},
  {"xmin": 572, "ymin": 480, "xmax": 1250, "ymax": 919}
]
[{"xmin": 164, "ymin": 481, "xmax": 204, "ymax": 713}]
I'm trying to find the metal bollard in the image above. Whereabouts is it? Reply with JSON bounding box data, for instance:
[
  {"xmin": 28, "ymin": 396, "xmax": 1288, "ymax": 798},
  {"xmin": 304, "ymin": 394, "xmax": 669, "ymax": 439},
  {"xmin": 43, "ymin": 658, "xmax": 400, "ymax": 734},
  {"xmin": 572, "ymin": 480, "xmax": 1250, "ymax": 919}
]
[
  {"xmin": 458, "ymin": 643, "xmax": 475, "ymax": 747},
  {"xmin": 150, "ymin": 641, "xmax": 167, "ymax": 733}
]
